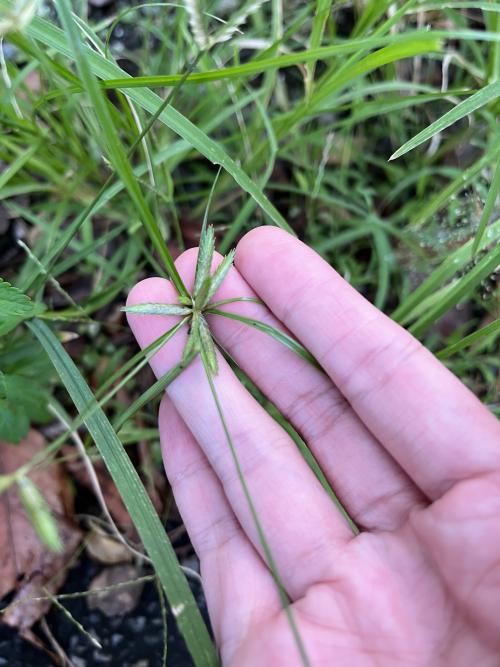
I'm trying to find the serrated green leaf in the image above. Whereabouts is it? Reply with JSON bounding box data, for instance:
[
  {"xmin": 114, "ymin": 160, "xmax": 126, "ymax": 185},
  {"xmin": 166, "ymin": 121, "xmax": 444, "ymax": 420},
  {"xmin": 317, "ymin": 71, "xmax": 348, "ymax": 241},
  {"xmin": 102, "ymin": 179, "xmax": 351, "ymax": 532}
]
[
  {"xmin": 0, "ymin": 399, "xmax": 29, "ymax": 444},
  {"xmin": 204, "ymin": 250, "xmax": 236, "ymax": 307},
  {"xmin": 122, "ymin": 304, "xmax": 192, "ymax": 317},
  {"xmin": 0, "ymin": 370, "xmax": 51, "ymax": 443},
  {"xmin": 0, "ymin": 278, "xmax": 36, "ymax": 329},
  {"xmin": 194, "ymin": 226, "xmax": 215, "ymax": 297},
  {"xmin": 198, "ymin": 316, "xmax": 218, "ymax": 375}
]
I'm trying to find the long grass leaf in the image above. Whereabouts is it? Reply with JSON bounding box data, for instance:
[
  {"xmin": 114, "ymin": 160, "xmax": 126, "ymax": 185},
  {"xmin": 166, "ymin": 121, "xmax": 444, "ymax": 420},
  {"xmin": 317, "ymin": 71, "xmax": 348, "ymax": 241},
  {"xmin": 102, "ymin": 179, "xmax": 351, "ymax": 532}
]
[
  {"xmin": 5, "ymin": 4, "xmax": 293, "ymax": 233},
  {"xmin": 409, "ymin": 242, "xmax": 500, "ymax": 337},
  {"xmin": 53, "ymin": 0, "xmax": 187, "ymax": 297},
  {"xmin": 392, "ymin": 218, "xmax": 500, "ymax": 323},
  {"xmin": 28, "ymin": 320, "xmax": 218, "ymax": 667},
  {"xmin": 436, "ymin": 318, "xmax": 500, "ymax": 359},
  {"xmin": 113, "ymin": 353, "xmax": 196, "ymax": 432},
  {"xmin": 207, "ymin": 309, "xmax": 321, "ymax": 369},
  {"xmin": 471, "ymin": 158, "xmax": 500, "ymax": 254},
  {"xmin": 200, "ymin": 350, "xmax": 311, "ymax": 667},
  {"xmin": 390, "ymin": 80, "xmax": 500, "ymax": 159}
]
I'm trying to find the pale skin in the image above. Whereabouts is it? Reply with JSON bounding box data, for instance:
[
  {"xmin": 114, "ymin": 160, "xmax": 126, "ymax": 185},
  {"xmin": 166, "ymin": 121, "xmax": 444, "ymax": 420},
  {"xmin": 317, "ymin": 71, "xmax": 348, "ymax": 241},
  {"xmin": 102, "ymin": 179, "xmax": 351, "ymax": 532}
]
[{"xmin": 127, "ymin": 227, "xmax": 500, "ymax": 667}]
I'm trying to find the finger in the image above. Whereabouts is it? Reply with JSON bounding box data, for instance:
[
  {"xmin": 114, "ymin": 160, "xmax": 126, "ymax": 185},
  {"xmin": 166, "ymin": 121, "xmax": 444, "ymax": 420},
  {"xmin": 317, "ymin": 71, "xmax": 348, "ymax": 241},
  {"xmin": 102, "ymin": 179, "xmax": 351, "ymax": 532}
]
[
  {"xmin": 172, "ymin": 250, "xmax": 424, "ymax": 531},
  {"xmin": 127, "ymin": 277, "xmax": 352, "ymax": 600},
  {"xmin": 159, "ymin": 396, "xmax": 280, "ymax": 665},
  {"xmin": 235, "ymin": 227, "xmax": 500, "ymax": 500}
]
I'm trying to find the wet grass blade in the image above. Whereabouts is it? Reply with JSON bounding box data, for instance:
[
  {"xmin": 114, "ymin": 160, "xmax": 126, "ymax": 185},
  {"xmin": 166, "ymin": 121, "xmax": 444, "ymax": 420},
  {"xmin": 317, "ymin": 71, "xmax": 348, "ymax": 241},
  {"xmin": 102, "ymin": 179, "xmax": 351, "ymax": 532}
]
[
  {"xmin": 29, "ymin": 320, "xmax": 218, "ymax": 667},
  {"xmin": 471, "ymin": 157, "xmax": 500, "ymax": 255},
  {"xmin": 392, "ymin": 218, "xmax": 500, "ymax": 324},
  {"xmin": 409, "ymin": 241, "xmax": 500, "ymax": 338}
]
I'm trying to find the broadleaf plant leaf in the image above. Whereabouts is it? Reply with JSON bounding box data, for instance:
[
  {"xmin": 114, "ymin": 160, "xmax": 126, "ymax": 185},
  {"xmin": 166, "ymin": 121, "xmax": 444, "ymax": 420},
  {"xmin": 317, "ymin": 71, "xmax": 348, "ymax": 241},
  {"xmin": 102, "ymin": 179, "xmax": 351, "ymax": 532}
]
[{"xmin": 0, "ymin": 278, "xmax": 41, "ymax": 335}]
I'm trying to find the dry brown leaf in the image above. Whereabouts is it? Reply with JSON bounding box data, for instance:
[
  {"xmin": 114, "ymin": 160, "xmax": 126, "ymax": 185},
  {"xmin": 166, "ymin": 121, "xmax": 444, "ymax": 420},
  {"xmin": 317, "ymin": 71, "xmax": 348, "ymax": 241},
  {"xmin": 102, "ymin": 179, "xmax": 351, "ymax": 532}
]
[
  {"xmin": 85, "ymin": 528, "xmax": 132, "ymax": 565},
  {"xmin": 0, "ymin": 430, "xmax": 81, "ymax": 634},
  {"xmin": 64, "ymin": 445, "xmax": 134, "ymax": 532},
  {"xmin": 87, "ymin": 564, "xmax": 144, "ymax": 617}
]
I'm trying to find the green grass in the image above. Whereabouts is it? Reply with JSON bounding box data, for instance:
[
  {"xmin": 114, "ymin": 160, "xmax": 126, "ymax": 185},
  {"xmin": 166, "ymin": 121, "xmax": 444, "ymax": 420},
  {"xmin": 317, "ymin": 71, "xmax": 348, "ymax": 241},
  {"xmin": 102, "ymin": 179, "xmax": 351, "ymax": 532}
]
[{"xmin": 0, "ymin": 0, "xmax": 499, "ymax": 663}]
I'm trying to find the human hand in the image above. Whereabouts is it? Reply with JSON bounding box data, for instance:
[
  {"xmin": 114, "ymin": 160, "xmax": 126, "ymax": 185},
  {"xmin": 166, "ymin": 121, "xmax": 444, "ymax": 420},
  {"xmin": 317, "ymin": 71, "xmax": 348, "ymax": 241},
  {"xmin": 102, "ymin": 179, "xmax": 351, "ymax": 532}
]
[{"xmin": 127, "ymin": 227, "xmax": 500, "ymax": 667}]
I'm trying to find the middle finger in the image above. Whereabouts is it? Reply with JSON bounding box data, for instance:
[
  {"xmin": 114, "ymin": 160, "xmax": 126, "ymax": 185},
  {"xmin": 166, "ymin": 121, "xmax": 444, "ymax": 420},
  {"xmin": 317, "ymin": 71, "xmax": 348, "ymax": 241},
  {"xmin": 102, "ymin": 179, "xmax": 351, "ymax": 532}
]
[{"xmin": 127, "ymin": 276, "xmax": 352, "ymax": 601}]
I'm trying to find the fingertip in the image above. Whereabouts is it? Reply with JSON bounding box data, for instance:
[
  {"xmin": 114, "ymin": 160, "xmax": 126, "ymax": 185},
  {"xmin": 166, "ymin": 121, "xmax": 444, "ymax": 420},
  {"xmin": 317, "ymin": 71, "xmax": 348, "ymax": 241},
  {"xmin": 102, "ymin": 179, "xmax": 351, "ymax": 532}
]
[{"xmin": 235, "ymin": 226, "xmax": 293, "ymax": 269}]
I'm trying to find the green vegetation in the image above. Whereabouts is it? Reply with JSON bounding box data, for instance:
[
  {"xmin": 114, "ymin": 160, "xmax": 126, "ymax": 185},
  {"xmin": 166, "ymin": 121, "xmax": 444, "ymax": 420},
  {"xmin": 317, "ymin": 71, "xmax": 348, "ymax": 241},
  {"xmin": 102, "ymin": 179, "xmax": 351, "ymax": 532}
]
[{"xmin": 0, "ymin": 1, "xmax": 498, "ymax": 664}]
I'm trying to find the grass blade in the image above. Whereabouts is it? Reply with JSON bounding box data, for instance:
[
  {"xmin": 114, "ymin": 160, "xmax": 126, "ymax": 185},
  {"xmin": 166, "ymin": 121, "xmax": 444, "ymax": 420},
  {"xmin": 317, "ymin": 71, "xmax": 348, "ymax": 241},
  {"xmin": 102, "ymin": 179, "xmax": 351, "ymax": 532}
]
[
  {"xmin": 53, "ymin": 0, "xmax": 187, "ymax": 297},
  {"xmin": 199, "ymin": 350, "xmax": 311, "ymax": 667},
  {"xmin": 113, "ymin": 353, "xmax": 195, "ymax": 432},
  {"xmin": 409, "ymin": 241, "xmax": 500, "ymax": 338},
  {"xmin": 28, "ymin": 320, "xmax": 218, "ymax": 667},
  {"xmin": 122, "ymin": 304, "xmax": 192, "ymax": 316},
  {"xmin": 207, "ymin": 309, "xmax": 321, "ymax": 369},
  {"xmin": 471, "ymin": 157, "xmax": 500, "ymax": 254},
  {"xmin": 390, "ymin": 80, "xmax": 500, "ymax": 160},
  {"xmin": 436, "ymin": 318, "xmax": 500, "ymax": 359},
  {"xmin": 5, "ymin": 3, "xmax": 294, "ymax": 233},
  {"xmin": 392, "ymin": 218, "xmax": 500, "ymax": 324}
]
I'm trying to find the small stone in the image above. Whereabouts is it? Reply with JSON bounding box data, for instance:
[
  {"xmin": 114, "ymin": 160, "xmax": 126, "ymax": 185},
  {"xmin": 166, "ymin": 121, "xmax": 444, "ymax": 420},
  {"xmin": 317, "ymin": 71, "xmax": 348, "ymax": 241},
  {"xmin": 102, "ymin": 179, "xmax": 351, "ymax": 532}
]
[{"xmin": 126, "ymin": 615, "xmax": 146, "ymax": 633}]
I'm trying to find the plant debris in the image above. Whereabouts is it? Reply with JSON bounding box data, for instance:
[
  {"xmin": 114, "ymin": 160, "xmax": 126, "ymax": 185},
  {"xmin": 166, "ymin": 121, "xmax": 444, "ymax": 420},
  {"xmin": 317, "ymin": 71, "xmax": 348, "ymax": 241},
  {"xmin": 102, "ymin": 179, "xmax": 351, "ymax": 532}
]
[{"xmin": 0, "ymin": 430, "xmax": 81, "ymax": 640}]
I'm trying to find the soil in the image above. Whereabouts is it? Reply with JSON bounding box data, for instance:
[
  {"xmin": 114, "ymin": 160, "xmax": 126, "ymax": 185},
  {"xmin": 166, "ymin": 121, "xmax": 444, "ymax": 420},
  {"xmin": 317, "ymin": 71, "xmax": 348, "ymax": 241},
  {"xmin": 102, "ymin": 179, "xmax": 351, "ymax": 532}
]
[{"xmin": 0, "ymin": 553, "xmax": 209, "ymax": 666}]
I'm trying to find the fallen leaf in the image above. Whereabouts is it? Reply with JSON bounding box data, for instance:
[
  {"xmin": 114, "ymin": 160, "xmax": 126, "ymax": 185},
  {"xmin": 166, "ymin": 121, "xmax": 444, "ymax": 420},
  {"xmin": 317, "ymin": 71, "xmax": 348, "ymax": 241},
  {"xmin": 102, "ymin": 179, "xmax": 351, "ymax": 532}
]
[
  {"xmin": 64, "ymin": 445, "xmax": 134, "ymax": 532},
  {"xmin": 0, "ymin": 430, "xmax": 81, "ymax": 634},
  {"xmin": 87, "ymin": 564, "xmax": 144, "ymax": 617},
  {"xmin": 85, "ymin": 528, "xmax": 132, "ymax": 565}
]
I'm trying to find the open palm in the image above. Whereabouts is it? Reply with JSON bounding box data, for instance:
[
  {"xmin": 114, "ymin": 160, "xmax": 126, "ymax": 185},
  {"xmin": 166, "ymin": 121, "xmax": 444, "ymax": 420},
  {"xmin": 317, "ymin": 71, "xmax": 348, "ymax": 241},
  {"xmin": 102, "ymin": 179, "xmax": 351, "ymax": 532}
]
[{"xmin": 127, "ymin": 227, "xmax": 500, "ymax": 667}]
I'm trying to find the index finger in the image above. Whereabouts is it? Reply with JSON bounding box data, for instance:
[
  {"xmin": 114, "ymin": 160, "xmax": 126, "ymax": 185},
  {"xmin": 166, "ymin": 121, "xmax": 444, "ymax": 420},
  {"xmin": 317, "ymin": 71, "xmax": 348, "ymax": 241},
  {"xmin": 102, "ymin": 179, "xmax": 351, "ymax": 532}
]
[{"xmin": 235, "ymin": 227, "xmax": 500, "ymax": 499}]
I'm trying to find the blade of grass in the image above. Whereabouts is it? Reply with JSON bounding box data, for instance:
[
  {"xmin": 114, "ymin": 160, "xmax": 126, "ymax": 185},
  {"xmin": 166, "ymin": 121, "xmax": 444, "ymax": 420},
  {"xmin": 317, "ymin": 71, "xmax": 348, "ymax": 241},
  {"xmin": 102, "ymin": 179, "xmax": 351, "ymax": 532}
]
[
  {"xmin": 53, "ymin": 0, "xmax": 187, "ymax": 297},
  {"xmin": 0, "ymin": 139, "xmax": 42, "ymax": 189},
  {"xmin": 199, "ymin": 349, "xmax": 311, "ymax": 667},
  {"xmin": 409, "ymin": 241, "xmax": 500, "ymax": 338},
  {"xmin": 218, "ymin": 345, "xmax": 358, "ymax": 533},
  {"xmin": 392, "ymin": 218, "xmax": 500, "ymax": 323},
  {"xmin": 305, "ymin": 0, "xmax": 332, "ymax": 97},
  {"xmin": 113, "ymin": 353, "xmax": 196, "ymax": 432},
  {"xmin": 28, "ymin": 320, "xmax": 218, "ymax": 667},
  {"xmin": 407, "ymin": 140, "xmax": 500, "ymax": 229},
  {"xmin": 390, "ymin": 80, "xmax": 500, "ymax": 160},
  {"xmin": 19, "ymin": 42, "xmax": 203, "ymax": 295},
  {"xmin": 471, "ymin": 157, "xmax": 500, "ymax": 254},
  {"xmin": 207, "ymin": 309, "xmax": 321, "ymax": 369},
  {"xmin": 5, "ymin": 4, "xmax": 293, "ymax": 234},
  {"xmin": 436, "ymin": 318, "xmax": 500, "ymax": 359}
]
